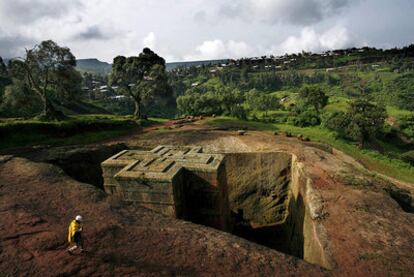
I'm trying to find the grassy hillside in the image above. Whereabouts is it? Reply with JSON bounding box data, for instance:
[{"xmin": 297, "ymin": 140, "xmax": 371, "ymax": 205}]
[
  {"xmin": 167, "ymin": 46, "xmax": 414, "ymax": 183},
  {"xmin": 75, "ymin": 58, "xmax": 230, "ymax": 75}
]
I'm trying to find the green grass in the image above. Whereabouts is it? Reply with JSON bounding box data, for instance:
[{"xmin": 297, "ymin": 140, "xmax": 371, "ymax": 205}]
[
  {"xmin": 324, "ymin": 96, "xmax": 349, "ymax": 112},
  {"xmin": 0, "ymin": 115, "xmax": 167, "ymax": 150},
  {"xmin": 206, "ymin": 116, "xmax": 414, "ymax": 183},
  {"xmin": 0, "ymin": 128, "xmax": 134, "ymax": 150},
  {"xmin": 386, "ymin": 106, "xmax": 413, "ymax": 118},
  {"xmin": 147, "ymin": 117, "xmax": 169, "ymax": 124},
  {"xmin": 205, "ymin": 116, "xmax": 276, "ymax": 131}
]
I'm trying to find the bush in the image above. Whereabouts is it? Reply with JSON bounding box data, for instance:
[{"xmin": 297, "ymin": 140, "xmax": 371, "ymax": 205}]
[
  {"xmin": 177, "ymin": 91, "xmax": 222, "ymax": 116},
  {"xmin": 231, "ymin": 105, "xmax": 248, "ymax": 120},
  {"xmin": 399, "ymin": 114, "xmax": 414, "ymax": 138},
  {"xmin": 298, "ymin": 85, "xmax": 328, "ymax": 113},
  {"xmin": 321, "ymin": 111, "xmax": 349, "ymax": 134},
  {"xmin": 0, "ymin": 83, "xmax": 42, "ymax": 117},
  {"xmin": 293, "ymin": 109, "xmax": 321, "ymax": 127}
]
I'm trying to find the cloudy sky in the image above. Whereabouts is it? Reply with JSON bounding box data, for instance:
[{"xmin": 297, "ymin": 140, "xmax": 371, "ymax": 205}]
[{"xmin": 0, "ymin": 0, "xmax": 413, "ymax": 62}]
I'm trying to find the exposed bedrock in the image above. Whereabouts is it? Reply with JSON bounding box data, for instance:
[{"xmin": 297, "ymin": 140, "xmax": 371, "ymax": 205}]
[
  {"xmin": 224, "ymin": 152, "xmax": 334, "ymax": 269},
  {"xmin": 101, "ymin": 146, "xmax": 335, "ymax": 269},
  {"xmin": 2, "ymin": 143, "xmax": 128, "ymax": 189}
]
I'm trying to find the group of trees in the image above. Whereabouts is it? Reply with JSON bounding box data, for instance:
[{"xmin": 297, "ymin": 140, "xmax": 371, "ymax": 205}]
[
  {"xmin": 176, "ymin": 84, "xmax": 281, "ymax": 120},
  {"xmin": 289, "ymin": 85, "xmax": 387, "ymax": 147},
  {"xmin": 245, "ymin": 89, "xmax": 281, "ymax": 115},
  {"xmin": 0, "ymin": 40, "xmax": 170, "ymax": 120},
  {"xmin": 177, "ymin": 86, "xmax": 246, "ymax": 118},
  {"xmin": 219, "ymin": 69, "xmax": 339, "ymax": 91},
  {"xmin": 168, "ymin": 63, "xmax": 344, "ymax": 98}
]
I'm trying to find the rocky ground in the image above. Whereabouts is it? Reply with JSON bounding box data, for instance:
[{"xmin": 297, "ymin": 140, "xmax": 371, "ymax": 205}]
[
  {"xmin": 123, "ymin": 122, "xmax": 414, "ymax": 276},
  {"xmin": 1, "ymin": 119, "xmax": 413, "ymax": 276},
  {"xmin": 0, "ymin": 156, "xmax": 324, "ymax": 276}
]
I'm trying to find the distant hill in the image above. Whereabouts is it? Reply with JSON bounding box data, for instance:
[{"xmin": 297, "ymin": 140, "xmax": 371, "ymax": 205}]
[
  {"xmin": 75, "ymin": 58, "xmax": 230, "ymax": 75},
  {"xmin": 76, "ymin": 59, "xmax": 112, "ymax": 75}
]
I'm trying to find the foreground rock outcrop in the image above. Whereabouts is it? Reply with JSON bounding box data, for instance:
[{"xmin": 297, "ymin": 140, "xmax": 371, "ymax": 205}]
[
  {"xmin": 0, "ymin": 156, "xmax": 325, "ymax": 276},
  {"xmin": 1, "ymin": 126, "xmax": 413, "ymax": 276}
]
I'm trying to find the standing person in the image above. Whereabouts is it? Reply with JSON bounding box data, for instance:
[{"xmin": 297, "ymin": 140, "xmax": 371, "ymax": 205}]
[{"xmin": 67, "ymin": 215, "xmax": 84, "ymax": 253}]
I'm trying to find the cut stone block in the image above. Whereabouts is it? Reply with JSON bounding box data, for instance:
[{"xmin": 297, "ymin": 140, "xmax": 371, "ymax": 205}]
[{"xmin": 101, "ymin": 145, "xmax": 230, "ymax": 230}]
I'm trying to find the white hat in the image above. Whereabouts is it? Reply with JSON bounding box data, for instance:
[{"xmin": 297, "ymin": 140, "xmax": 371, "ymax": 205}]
[{"xmin": 75, "ymin": 215, "xmax": 82, "ymax": 222}]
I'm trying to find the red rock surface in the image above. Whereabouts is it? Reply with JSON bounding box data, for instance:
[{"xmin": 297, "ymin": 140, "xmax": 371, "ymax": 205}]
[
  {"xmin": 126, "ymin": 127, "xmax": 414, "ymax": 276},
  {"xmin": 0, "ymin": 157, "xmax": 325, "ymax": 276},
  {"xmin": 2, "ymin": 121, "xmax": 414, "ymax": 276}
]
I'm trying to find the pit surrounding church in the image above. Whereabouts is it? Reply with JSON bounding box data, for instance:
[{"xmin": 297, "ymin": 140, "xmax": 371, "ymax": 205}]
[{"xmin": 101, "ymin": 145, "xmax": 334, "ymax": 269}]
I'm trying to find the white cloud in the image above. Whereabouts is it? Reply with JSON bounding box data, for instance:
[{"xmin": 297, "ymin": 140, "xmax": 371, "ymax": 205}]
[
  {"xmin": 142, "ymin": 32, "xmax": 157, "ymax": 50},
  {"xmin": 273, "ymin": 26, "xmax": 353, "ymax": 54},
  {"xmin": 185, "ymin": 39, "xmax": 255, "ymax": 60},
  {"xmin": 220, "ymin": 0, "xmax": 358, "ymax": 25},
  {"xmin": 189, "ymin": 40, "xmax": 226, "ymax": 60},
  {"xmin": 0, "ymin": 0, "xmax": 411, "ymax": 62},
  {"xmin": 185, "ymin": 26, "xmax": 355, "ymax": 61},
  {"xmin": 227, "ymin": 41, "xmax": 256, "ymax": 58}
]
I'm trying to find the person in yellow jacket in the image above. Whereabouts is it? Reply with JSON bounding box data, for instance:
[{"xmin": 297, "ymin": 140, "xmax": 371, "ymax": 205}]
[{"xmin": 67, "ymin": 215, "xmax": 83, "ymax": 253}]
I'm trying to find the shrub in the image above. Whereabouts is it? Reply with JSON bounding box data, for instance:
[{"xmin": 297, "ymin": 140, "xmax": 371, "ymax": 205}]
[
  {"xmin": 293, "ymin": 109, "xmax": 321, "ymax": 127},
  {"xmin": 399, "ymin": 114, "xmax": 414, "ymax": 138},
  {"xmin": 321, "ymin": 111, "xmax": 349, "ymax": 134},
  {"xmin": 231, "ymin": 105, "xmax": 248, "ymax": 120},
  {"xmin": 298, "ymin": 85, "xmax": 328, "ymax": 113}
]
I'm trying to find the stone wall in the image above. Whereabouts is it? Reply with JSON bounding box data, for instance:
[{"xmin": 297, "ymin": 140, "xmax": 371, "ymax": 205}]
[
  {"xmin": 291, "ymin": 155, "xmax": 335, "ymax": 269},
  {"xmin": 224, "ymin": 152, "xmax": 334, "ymax": 269},
  {"xmin": 224, "ymin": 152, "xmax": 292, "ymax": 226}
]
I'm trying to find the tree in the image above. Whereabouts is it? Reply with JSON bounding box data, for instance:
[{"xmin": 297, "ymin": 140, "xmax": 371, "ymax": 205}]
[
  {"xmin": 346, "ymin": 98, "xmax": 387, "ymax": 147},
  {"xmin": 321, "ymin": 111, "xmax": 349, "ymax": 134},
  {"xmin": 293, "ymin": 109, "xmax": 321, "ymax": 127},
  {"xmin": 0, "ymin": 57, "xmax": 7, "ymax": 77},
  {"xmin": 246, "ymin": 89, "xmax": 280, "ymax": 116},
  {"xmin": 9, "ymin": 40, "xmax": 79, "ymax": 120},
  {"xmin": 0, "ymin": 56, "xmax": 11, "ymax": 99},
  {"xmin": 177, "ymin": 90, "xmax": 222, "ymax": 116},
  {"xmin": 111, "ymin": 48, "xmax": 168, "ymax": 119},
  {"xmin": 299, "ymin": 85, "xmax": 328, "ymax": 113},
  {"xmin": 221, "ymin": 88, "xmax": 245, "ymax": 117},
  {"xmin": 55, "ymin": 68, "xmax": 82, "ymax": 100},
  {"xmin": 1, "ymin": 80, "xmax": 42, "ymax": 117}
]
